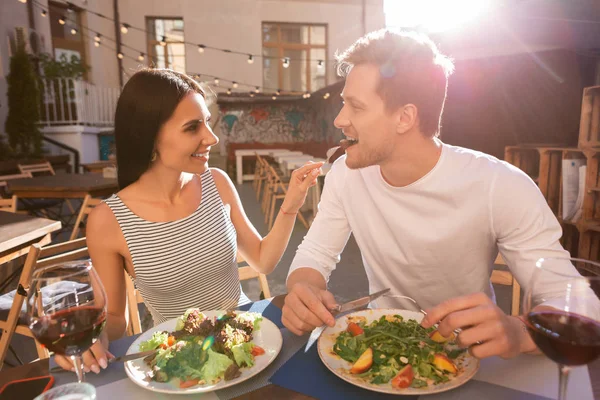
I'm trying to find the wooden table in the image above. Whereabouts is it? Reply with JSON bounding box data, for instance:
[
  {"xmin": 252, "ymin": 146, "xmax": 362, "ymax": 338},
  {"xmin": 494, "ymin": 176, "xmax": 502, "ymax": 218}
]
[
  {"xmin": 1, "ymin": 295, "xmax": 598, "ymax": 400},
  {"xmin": 0, "ymin": 212, "xmax": 61, "ymax": 265},
  {"xmin": 82, "ymin": 161, "xmax": 116, "ymax": 174},
  {"xmin": 235, "ymin": 149, "xmax": 290, "ymax": 185},
  {"xmin": 7, "ymin": 173, "xmax": 118, "ymax": 199}
]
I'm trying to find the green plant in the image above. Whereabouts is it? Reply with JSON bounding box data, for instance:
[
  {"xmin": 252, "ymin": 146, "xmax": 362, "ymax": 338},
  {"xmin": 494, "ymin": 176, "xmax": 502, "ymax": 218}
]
[
  {"xmin": 5, "ymin": 36, "xmax": 42, "ymax": 158},
  {"xmin": 38, "ymin": 52, "xmax": 88, "ymax": 79}
]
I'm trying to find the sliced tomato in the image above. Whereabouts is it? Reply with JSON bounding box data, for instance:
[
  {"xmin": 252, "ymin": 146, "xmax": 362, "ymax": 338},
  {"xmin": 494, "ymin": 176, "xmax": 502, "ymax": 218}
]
[
  {"xmin": 159, "ymin": 343, "xmax": 168, "ymax": 350},
  {"xmin": 179, "ymin": 378, "xmax": 199, "ymax": 388},
  {"xmin": 391, "ymin": 365, "xmax": 414, "ymax": 389},
  {"xmin": 346, "ymin": 322, "xmax": 364, "ymax": 336},
  {"xmin": 251, "ymin": 345, "xmax": 265, "ymax": 356},
  {"xmin": 167, "ymin": 335, "xmax": 175, "ymax": 347}
]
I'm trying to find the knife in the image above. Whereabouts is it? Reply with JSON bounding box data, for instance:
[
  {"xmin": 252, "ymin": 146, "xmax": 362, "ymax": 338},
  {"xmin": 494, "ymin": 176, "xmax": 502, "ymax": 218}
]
[
  {"xmin": 304, "ymin": 288, "xmax": 390, "ymax": 352},
  {"xmin": 50, "ymin": 349, "xmax": 157, "ymax": 373}
]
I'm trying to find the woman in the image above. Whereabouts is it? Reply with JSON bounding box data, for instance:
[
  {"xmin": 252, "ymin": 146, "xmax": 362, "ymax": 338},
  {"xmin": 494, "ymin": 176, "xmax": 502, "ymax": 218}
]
[{"xmin": 55, "ymin": 68, "xmax": 322, "ymax": 373}]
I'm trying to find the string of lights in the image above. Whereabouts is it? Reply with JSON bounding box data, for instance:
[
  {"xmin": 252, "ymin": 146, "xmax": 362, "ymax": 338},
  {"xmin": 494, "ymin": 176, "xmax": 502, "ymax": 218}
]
[
  {"xmin": 28, "ymin": 0, "xmax": 331, "ymax": 66},
  {"xmin": 27, "ymin": 0, "xmax": 318, "ymax": 96}
]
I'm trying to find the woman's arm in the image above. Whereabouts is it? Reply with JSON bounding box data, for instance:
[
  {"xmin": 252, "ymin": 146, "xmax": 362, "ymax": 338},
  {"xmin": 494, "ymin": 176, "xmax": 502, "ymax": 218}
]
[
  {"xmin": 86, "ymin": 203, "xmax": 129, "ymax": 341},
  {"xmin": 211, "ymin": 163, "xmax": 322, "ymax": 274}
]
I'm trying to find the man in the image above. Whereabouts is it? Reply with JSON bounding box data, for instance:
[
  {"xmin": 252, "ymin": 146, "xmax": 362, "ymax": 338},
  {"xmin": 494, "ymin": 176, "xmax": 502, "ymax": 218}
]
[{"xmin": 282, "ymin": 29, "xmax": 575, "ymax": 359}]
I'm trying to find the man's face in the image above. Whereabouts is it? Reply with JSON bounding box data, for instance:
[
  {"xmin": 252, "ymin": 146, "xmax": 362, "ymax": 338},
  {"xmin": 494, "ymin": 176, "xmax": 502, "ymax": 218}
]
[{"xmin": 334, "ymin": 64, "xmax": 399, "ymax": 169}]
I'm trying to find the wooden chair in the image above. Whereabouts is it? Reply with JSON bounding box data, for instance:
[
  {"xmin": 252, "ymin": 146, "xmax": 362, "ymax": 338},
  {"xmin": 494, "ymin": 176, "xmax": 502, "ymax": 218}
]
[
  {"xmin": 491, "ymin": 254, "xmax": 521, "ymax": 316},
  {"xmin": 237, "ymin": 253, "xmax": 271, "ymax": 299},
  {"xmin": 125, "ymin": 271, "xmax": 143, "ymax": 336},
  {"xmin": 18, "ymin": 162, "xmax": 55, "ymax": 176},
  {"xmin": 0, "ymin": 196, "xmax": 16, "ymax": 213},
  {"xmin": 253, "ymin": 154, "xmax": 269, "ymax": 201},
  {"xmin": 69, "ymin": 195, "xmax": 103, "ymax": 240},
  {"xmin": 264, "ymin": 163, "xmax": 309, "ymax": 230},
  {"xmin": 0, "ymin": 238, "xmax": 89, "ymax": 368}
]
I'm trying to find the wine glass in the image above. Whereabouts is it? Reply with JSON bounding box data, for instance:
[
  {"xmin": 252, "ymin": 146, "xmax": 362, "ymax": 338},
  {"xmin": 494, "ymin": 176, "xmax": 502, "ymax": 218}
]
[
  {"xmin": 26, "ymin": 260, "xmax": 107, "ymax": 383},
  {"xmin": 523, "ymin": 257, "xmax": 600, "ymax": 400}
]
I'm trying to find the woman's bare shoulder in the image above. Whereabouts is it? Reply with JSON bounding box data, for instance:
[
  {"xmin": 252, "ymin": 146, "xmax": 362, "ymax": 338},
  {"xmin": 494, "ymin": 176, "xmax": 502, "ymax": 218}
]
[{"xmin": 87, "ymin": 202, "xmax": 121, "ymax": 244}]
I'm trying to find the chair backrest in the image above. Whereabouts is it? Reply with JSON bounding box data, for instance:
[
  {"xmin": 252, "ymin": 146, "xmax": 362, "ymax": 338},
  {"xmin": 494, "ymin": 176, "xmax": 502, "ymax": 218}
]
[
  {"xmin": 0, "ymin": 237, "xmax": 89, "ymax": 367},
  {"xmin": 18, "ymin": 162, "xmax": 55, "ymax": 176},
  {"xmin": 70, "ymin": 195, "xmax": 104, "ymax": 240},
  {"xmin": 0, "ymin": 196, "xmax": 16, "ymax": 213},
  {"xmin": 125, "ymin": 270, "xmax": 143, "ymax": 336},
  {"xmin": 491, "ymin": 253, "xmax": 521, "ymax": 316},
  {"xmin": 237, "ymin": 253, "xmax": 271, "ymax": 299}
]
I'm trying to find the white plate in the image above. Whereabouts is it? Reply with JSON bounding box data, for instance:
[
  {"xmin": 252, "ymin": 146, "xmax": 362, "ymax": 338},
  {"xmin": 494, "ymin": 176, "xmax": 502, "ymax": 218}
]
[
  {"xmin": 317, "ymin": 309, "xmax": 480, "ymax": 396},
  {"xmin": 124, "ymin": 310, "xmax": 283, "ymax": 395}
]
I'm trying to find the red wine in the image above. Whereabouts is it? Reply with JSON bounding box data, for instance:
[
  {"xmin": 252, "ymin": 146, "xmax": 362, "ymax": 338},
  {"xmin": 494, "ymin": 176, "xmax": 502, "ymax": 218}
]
[
  {"xmin": 527, "ymin": 310, "xmax": 600, "ymax": 366},
  {"xmin": 29, "ymin": 306, "xmax": 106, "ymax": 356}
]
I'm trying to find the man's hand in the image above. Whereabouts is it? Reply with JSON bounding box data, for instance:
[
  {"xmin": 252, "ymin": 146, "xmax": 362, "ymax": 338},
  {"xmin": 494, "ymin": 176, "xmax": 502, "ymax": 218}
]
[
  {"xmin": 420, "ymin": 292, "xmax": 536, "ymax": 359},
  {"xmin": 282, "ymin": 283, "xmax": 339, "ymax": 336}
]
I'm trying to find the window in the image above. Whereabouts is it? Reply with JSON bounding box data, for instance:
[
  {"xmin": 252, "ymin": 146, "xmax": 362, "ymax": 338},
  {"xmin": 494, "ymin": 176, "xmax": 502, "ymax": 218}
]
[
  {"xmin": 49, "ymin": 1, "xmax": 87, "ymax": 79},
  {"xmin": 262, "ymin": 22, "xmax": 327, "ymax": 93},
  {"xmin": 146, "ymin": 17, "xmax": 186, "ymax": 73}
]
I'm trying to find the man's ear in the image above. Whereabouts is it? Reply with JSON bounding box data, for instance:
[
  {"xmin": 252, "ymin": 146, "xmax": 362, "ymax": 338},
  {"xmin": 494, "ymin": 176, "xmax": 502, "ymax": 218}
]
[{"xmin": 396, "ymin": 104, "xmax": 418, "ymax": 134}]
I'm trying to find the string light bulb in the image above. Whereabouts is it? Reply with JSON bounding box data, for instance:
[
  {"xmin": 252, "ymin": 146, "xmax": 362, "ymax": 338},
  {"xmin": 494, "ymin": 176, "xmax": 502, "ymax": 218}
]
[
  {"xmin": 120, "ymin": 23, "xmax": 129, "ymax": 34},
  {"xmin": 250, "ymin": 92, "xmax": 255, "ymax": 98},
  {"xmin": 197, "ymin": 44, "xmax": 205, "ymax": 53},
  {"xmin": 41, "ymin": 10, "xmax": 47, "ymax": 17},
  {"xmin": 18, "ymin": 0, "xmax": 27, "ymax": 4},
  {"xmin": 159, "ymin": 36, "xmax": 167, "ymax": 46},
  {"xmin": 247, "ymin": 55, "xmax": 254, "ymax": 64},
  {"xmin": 318, "ymin": 60, "xmax": 324, "ymax": 68},
  {"xmin": 276, "ymin": 89, "xmax": 281, "ymax": 96},
  {"xmin": 323, "ymin": 92, "xmax": 330, "ymax": 99},
  {"xmin": 227, "ymin": 89, "xmax": 232, "ymax": 95},
  {"xmin": 117, "ymin": 52, "xmax": 124, "ymax": 59},
  {"xmin": 272, "ymin": 96, "xmax": 277, "ymax": 100},
  {"xmin": 58, "ymin": 16, "xmax": 66, "ymax": 25},
  {"xmin": 232, "ymin": 82, "xmax": 239, "ymax": 89},
  {"xmin": 138, "ymin": 53, "xmax": 145, "ymax": 61},
  {"xmin": 255, "ymin": 87, "xmax": 260, "ymax": 94},
  {"xmin": 70, "ymin": 28, "xmax": 78, "ymax": 35},
  {"xmin": 282, "ymin": 57, "xmax": 290, "ymax": 68},
  {"xmin": 306, "ymin": 92, "xmax": 311, "ymax": 98},
  {"xmin": 94, "ymin": 41, "xmax": 100, "ymax": 48},
  {"xmin": 214, "ymin": 78, "xmax": 219, "ymax": 85}
]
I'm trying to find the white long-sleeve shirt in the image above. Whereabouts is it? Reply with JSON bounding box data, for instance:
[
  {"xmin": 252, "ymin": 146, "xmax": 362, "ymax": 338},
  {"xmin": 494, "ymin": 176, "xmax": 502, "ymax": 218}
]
[{"xmin": 288, "ymin": 143, "xmax": 575, "ymax": 311}]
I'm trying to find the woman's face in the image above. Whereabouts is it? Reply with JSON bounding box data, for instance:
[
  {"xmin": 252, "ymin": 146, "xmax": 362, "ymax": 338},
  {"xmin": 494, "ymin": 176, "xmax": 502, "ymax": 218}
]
[{"xmin": 153, "ymin": 92, "xmax": 218, "ymax": 174}]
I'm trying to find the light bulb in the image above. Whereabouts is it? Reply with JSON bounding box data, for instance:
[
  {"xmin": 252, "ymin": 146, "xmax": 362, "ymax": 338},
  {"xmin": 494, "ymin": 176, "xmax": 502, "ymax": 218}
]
[
  {"xmin": 138, "ymin": 53, "xmax": 145, "ymax": 61},
  {"xmin": 232, "ymin": 82, "xmax": 238, "ymax": 89},
  {"xmin": 247, "ymin": 55, "xmax": 254, "ymax": 64},
  {"xmin": 117, "ymin": 52, "xmax": 124, "ymax": 59},
  {"xmin": 120, "ymin": 23, "xmax": 129, "ymax": 34},
  {"xmin": 198, "ymin": 45, "xmax": 205, "ymax": 53}
]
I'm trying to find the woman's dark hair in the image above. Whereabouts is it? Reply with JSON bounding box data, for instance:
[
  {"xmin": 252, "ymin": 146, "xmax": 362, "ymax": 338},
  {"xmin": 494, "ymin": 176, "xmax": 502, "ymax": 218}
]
[{"xmin": 114, "ymin": 68, "xmax": 205, "ymax": 189}]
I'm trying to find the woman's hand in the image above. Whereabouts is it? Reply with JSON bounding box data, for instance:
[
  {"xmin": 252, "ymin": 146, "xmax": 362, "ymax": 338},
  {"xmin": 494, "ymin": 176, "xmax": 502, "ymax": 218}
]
[
  {"xmin": 281, "ymin": 161, "xmax": 324, "ymax": 214},
  {"xmin": 54, "ymin": 330, "xmax": 114, "ymax": 374}
]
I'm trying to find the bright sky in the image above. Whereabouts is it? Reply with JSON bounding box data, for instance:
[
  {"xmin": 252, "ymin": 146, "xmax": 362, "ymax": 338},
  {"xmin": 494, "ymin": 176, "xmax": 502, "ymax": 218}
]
[{"xmin": 384, "ymin": 0, "xmax": 492, "ymax": 32}]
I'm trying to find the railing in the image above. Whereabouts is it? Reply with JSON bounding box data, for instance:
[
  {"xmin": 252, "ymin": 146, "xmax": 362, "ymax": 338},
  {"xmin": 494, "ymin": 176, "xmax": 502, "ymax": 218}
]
[
  {"xmin": 43, "ymin": 135, "xmax": 80, "ymax": 173},
  {"xmin": 38, "ymin": 78, "xmax": 120, "ymax": 127}
]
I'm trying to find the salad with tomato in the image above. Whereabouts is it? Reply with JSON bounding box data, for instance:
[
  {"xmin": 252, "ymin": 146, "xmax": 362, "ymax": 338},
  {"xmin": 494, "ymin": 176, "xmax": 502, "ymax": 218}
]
[
  {"xmin": 138, "ymin": 309, "xmax": 265, "ymax": 388},
  {"xmin": 333, "ymin": 314, "xmax": 467, "ymax": 389}
]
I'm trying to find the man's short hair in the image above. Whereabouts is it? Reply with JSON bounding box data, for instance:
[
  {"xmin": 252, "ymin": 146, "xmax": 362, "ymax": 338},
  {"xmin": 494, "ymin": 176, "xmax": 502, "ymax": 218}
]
[{"xmin": 336, "ymin": 30, "xmax": 455, "ymax": 137}]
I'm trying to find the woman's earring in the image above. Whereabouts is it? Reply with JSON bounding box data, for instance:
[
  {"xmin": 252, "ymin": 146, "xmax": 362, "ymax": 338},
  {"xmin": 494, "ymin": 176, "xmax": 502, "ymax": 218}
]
[{"xmin": 151, "ymin": 151, "xmax": 157, "ymax": 162}]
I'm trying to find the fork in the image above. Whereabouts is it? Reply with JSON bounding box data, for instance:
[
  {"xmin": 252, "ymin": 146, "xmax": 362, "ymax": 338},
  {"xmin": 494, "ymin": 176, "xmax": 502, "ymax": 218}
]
[{"xmin": 384, "ymin": 294, "xmax": 462, "ymax": 336}]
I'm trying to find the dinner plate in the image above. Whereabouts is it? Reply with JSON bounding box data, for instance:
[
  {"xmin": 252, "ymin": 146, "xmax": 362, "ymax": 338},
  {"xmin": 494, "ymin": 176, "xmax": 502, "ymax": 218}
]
[
  {"xmin": 317, "ymin": 308, "xmax": 480, "ymax": 395},
  {"xmin": 124, "ymin": 310, "xmax": 282, "ymax": 395}
]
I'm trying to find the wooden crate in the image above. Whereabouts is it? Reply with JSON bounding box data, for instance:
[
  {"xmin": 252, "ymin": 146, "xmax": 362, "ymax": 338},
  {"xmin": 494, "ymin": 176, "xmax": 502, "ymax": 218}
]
[
  {"xmin": 560, "ymin": 222, "xmax": 581, "ymax": 258},
  {"xmin": 578, "ymin": 86, "xmax": 600, "ymax": 148},
  {"xmin": 578, "ymin": 224, "xmax": 600, "ymax": 261},
  {"xmin": 504, "ymin": 146, "xmax": 540, "ymax": 184},
  {"xmin": 581, "ymin": 150, "xmax": 600, "ymax": 225}
]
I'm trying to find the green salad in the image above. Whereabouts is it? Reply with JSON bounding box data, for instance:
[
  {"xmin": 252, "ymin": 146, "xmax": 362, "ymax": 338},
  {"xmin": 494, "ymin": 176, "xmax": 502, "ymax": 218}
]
[
  {"xmin": 333, "ymin": 314, "xmax": 466, "ymax": 389},
  {"xmin": 138, "ymin": 309, "xmax": 265, "ymax": 388}
]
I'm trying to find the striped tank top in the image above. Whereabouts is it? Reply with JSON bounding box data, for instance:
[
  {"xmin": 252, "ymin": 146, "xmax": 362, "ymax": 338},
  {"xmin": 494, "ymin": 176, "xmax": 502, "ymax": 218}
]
[{"xmin": 104, "ymin": 169, "xmax": 250, "ymax": 325}]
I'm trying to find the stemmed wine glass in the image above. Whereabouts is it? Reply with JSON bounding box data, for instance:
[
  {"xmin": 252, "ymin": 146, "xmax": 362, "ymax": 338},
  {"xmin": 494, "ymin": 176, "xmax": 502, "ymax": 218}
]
[
  {"xmin": 26, "ymin": 261, "xmax": 107, "ymax": 383},
  {"xmin": 523, "ymin": 257, "xmax": 600, "ymax": 400}
]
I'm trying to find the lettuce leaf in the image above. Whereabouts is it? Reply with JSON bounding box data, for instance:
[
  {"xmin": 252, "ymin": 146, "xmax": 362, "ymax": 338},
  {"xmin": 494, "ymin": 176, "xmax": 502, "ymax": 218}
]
[
  {"xmin": 200, "ymin": 348, "xmax": 234, "ymax": 383},
  {"xmin": 139, "ymin": 331, "xmax": 168, "ymax": 351},
  {"xmin": 175, "ymin": 308, "xmax": 204, "ymax": 331},
  {"xmin": 231, "ymin": 342, "xmax": 254, "ymax": 367},
  {"xmin": 235, "ymin": 312, "xmax": 263, "ymax": 330}
]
